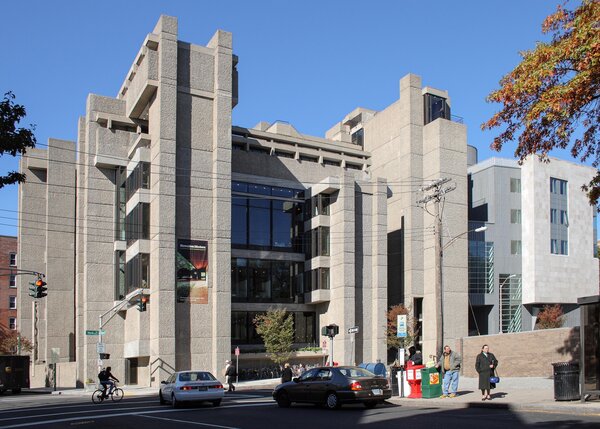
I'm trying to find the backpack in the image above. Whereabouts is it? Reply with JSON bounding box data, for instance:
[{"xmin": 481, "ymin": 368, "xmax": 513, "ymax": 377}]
[{"xmin": 98, "ymin": 370, "xmax": 107, "ymax": 381}]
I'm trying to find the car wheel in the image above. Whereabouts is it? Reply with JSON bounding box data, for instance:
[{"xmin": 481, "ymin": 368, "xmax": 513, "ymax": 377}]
[
  {"xmin": 159, "ymin": 390, "xmax": 166, "ymax": 405},
  {"xmin": 276, "ymin": 391, "xmax": 291, "ymax": 408},
  {"xmin": 325, "ymin": 392, "xmax": 340, "ymax": 410},
  {"xmin": 364, "ymin": 401, "xmax": 378, "ymax": 409},
  {"xmin": 171, "ymin": 393, "xmax": 179, "ymax": 409},
  {"xmin": 212, "ymin": 399, "xmax": 222, "ymax": 407}
]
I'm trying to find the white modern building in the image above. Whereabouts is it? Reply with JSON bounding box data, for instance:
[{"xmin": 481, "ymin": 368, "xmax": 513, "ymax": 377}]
[{"xmin": 468, "ymin": 155, "xmax": 598, "ymax": 334}]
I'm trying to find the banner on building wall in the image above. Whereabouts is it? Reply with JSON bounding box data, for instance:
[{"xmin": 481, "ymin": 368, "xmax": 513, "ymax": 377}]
[{"xmin": 176, "ymin": 239, "xmax": 209, "ymax": 304}]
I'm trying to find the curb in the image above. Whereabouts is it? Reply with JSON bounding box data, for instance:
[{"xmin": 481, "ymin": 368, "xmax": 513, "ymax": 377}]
[{"xmin": 388, "ymin": 398, "xmax": 600, "ymax": 416}]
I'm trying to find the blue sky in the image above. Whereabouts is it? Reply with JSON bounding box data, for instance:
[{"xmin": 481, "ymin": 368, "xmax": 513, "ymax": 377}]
[{"xmin": 0, "ymin": 0, "xmax": 575, "ymax": 237}]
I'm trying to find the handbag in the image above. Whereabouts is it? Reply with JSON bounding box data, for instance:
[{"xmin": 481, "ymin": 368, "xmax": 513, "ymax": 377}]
[{"xmin": 489, "ymin": 370, "xmax": 500, "ymax": 384}]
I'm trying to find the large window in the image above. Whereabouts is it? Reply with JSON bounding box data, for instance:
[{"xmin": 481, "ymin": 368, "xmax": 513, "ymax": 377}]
[
  {"xmin": 304, "ymin": 268, "xmax": 330, "ymax": 292},
  {"xmin": 231, "ymin": 258, "xmax": 304, "ymax": 303},
  {"xmin": 351, "ymin": 128, "xmax": 364, "ymax": 146},
  {"xmin": 305, "ymin": 194, "xmax": 331, "ymax": 218},
  {"xmin": 510, "ymin": 209, "xmax": 521, "ymax": 224},
  {"xmin": 550, "ymin": 177, "xmax": 568, "ymax": 255},
  {"xmin": 115, "ymin": 251, "xmax": 126, "ymax": 300},
  {"xmin": 125, "ymin": 253, "xmax": 150, "ymax": 294},
  {"xmin": 510, "ymin": 240, "xmax": 522, "ymax": 255},
  {"xmin": 424, "ymin": 94, "xmax": 450, "ymax": 125},
  {"xmin": 232, "ymin": 181, "xmax": 304, "ymax": 252},
  {"xmin": 306, "ymin": 227, "xmax": 330, "ymax": 258},
  {"xmin": 126, "ymin": 203, "xmax": 150, "ymax": 245},
  {"xmin": 115, "ymin": 167, "xmax": 127, "ymax": 241},
  {"xmin": 499, "ymin": 274, "xmax": 522, "ymax": 333},
  {"xmin": 126, "ymin": 162, "xmax": 150, "ymax": 200},
  {"xmin": 510, "ymin": 178, "xmax": 521, "ymax": 193},
  {"xmin": 231, "ymin": 311, "xmax": 316, "ymax": 345},
  {"xmin": 550, "ymin": 177, "xmax": 567, "ymax": 195}
]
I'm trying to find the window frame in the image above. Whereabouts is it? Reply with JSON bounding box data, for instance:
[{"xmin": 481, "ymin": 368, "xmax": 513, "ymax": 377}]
[{"xmin": 9, "ymin": 252, "xmax": 17, "ymax": 266}]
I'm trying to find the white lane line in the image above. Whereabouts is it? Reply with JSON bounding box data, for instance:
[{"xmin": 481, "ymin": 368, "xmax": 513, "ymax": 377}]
[
  {"xmin": 140, "ymin": 414, "xmax": 240, "ymax": 429},
  {"xmin": 0, "ymin": 401, "xmax": 274, "ymax": 428},
  {"xmin": 0, "ymin": 399, "xmax": 159, "ymax": 414}
]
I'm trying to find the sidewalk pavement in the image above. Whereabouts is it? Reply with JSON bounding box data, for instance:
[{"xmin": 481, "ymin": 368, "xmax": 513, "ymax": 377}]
[
  {"xmin": 42, "ymin": 377, "xmax": 600, "ymax": 416},
  {"xmin": 388, "ymin": 376, "xmax": 600, "ymax": 416}
]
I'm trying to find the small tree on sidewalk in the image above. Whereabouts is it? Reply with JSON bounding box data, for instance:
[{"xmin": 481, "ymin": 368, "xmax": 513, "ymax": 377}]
[
  {"xmin": 253, "ymin": 309, "xmax": 294, "ymax": 366},
  {"xmin": 0, "ymin": 328, "xmax": 33, "ymax": 354},
  {"xmin": 386, "ymin": 304, "xmax": 418, "ymax": 350},
  {"xmin": 535, "ymin": 304, "xmax": 565, "ymax": 329}
]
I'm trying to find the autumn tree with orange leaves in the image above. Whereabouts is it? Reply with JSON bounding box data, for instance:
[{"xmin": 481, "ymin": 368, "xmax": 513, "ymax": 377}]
[{"xmin": 483, "ymin": 0, "xmax": 600, "ymax": 204}]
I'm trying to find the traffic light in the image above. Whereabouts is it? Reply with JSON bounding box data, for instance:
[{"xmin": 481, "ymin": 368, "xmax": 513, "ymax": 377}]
[
  {"xmin": 28, "ymin": 282, "xmax": 38, "ymax": 298},
  {"xmin": 137, "ymin": 296, "xmax": 148, "ymax": 312},
  {"xmin": 321, "ymin": 324, "xmax": 339, "ymax": 338},
  {"xmin": 35, "ymin": 279, "xmax": 47, "ymax": 298}
]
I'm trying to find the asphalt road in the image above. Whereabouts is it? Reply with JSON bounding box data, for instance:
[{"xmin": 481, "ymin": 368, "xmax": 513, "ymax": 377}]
[{"xmin": 0, "ymin": 389, "xmax": 598, "ymax": 429}]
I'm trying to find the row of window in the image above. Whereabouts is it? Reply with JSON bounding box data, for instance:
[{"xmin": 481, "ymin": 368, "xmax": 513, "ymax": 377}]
[
  {"xmin": 115, "ymin": 251, "xmax": 150, "ymax": 300},
  {"xmin": 551, "ymin": 239, "xmax": 569, "ymax": 255},
  {"xmin": 232, "ymin": 145, "xmax": 363, "ymax": 170},
  {"xmin": 231, "ymin": 258, "xmax": 303, "ymax": 303},
  {"xmin": 232, "ymin": 310, "xmax": 316, "ymax": 345},
  {"xmin": 550, "ymin": 209, "xmax": 569, "ymax": 226},
  {"xmin": 550, "ymin": 177, "xmax": 567, "ymax": 195}
]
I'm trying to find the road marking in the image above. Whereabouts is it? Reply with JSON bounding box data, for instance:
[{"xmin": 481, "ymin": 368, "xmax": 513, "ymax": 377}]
[
  {"xmin": 140, "ymin": 414, "xmax": 240, "ymax": 428},
  {"xmin": 0, "ymin": 401, "xmax": 274, "ymax": 428}
]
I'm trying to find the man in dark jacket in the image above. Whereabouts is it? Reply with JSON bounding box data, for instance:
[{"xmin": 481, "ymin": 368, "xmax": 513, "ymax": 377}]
[
  {"xmin": 281, "ymin": 363, "xmax": 293, "ymax": 383},
  {"xmin": 225, "ymin": 360, "xmax": 237, "ymax": 392},
  {"xmin": 98, "ymin": 366, "xmax": 119, "ymax": 398}
]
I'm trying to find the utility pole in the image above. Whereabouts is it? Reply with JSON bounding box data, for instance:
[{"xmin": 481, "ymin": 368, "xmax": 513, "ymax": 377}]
[{"xmin": 417, "ymin": 178, "xmax": 456, "ymax": 357}]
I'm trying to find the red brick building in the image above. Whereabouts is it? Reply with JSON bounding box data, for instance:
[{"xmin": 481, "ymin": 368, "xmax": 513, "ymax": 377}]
[{"xmin": 0, "ymin": 235, "xmax": 18, "ymax": 332}]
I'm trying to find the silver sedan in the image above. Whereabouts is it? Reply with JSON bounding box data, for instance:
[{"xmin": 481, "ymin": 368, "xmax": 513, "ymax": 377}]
[{"xmin": 159, "ymin": 371, "xmax": 224, "ymax": 408}]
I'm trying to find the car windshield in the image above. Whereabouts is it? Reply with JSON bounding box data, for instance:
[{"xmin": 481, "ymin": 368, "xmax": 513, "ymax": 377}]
[
  {"xmin": 178, "ymin": 372, "xmax": 215, "ymax": 382},
  {"xmin": 337, "ymin": 367, "xmax": 375, "ymax": 378}
]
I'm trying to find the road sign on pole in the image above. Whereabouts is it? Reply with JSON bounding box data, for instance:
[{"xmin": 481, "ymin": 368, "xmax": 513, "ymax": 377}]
[
  {"xmin": 85, "ymin": 330, "xmax": 105, "ymax": 336},
  {"xmin": 347, "ymin": 326, "xmax": 359, "ymax": 334},
  {"xmin": 397, "ymin": 315, "xmax": 407, "ymax": 338}
]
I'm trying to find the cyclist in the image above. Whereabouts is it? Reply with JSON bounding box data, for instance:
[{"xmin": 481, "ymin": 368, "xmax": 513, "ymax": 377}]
[{"xmin": 98, "ymin": 366, "xmax": 120, "ymax": 398}]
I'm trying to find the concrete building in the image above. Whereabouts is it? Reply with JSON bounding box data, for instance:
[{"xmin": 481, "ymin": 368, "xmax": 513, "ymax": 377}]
[
  {"xmin": 468, "ymin": 156, "xmax": 598, "ymax": 334},
  {"xmin": 0, "ymin": 235, "xmax": 18, "ymax": 335},
  {"xmin": 18, "ymin": 15, "xmax": 468, "ymax": 387}
]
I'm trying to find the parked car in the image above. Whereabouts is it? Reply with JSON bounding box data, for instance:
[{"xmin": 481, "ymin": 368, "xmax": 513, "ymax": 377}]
[
  {"xmin": 272, "ymin": 366, "xmax": 391, "ymax": 409},
  {"xmin": 159, "ymin": 371, "xmax": 224, "ymax": 408}
]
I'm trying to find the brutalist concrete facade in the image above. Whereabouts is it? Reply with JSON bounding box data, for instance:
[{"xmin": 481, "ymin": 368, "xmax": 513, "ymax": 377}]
[{"xmin": 18, "ymin": 15, "xmax": 469, "ymax": 387}]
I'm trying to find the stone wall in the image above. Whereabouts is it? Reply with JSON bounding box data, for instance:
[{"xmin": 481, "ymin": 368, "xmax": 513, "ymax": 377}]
[{"xmin": 460, "ymin": 327, "xmax": 579, "ymax": 378}]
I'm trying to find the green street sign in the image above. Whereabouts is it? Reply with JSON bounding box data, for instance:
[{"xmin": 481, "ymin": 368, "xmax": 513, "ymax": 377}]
[{"xmin": 85, "ymin": 330, "xmax": 105, "ymax": 336}]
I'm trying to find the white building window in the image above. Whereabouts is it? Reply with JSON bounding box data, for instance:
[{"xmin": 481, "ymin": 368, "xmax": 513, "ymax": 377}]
[
  {"xmin": 510, "ymin": 178, "xmax": 521, "ymax": 193},
  {"xmin": 550, "ymin": 208, "xmax": 558, "ymax": 224},
  {"xmin": 511, "ymin": 240, "xmax": 522, "ymax": 255},
  {"xmin": 9, "ymin": 318, "xmax": 16, "ymax": 330},
  {"xmin": 9, "ymin": 296, "xmax": 16, "ymax": 309},
  {"xmin": 510, "ymin": 209, "xmax": 521, "ymax": 224},
  {"xmin": 560, "ymin": 210, "xmax": 569, "ymax": 226},
  {"xmin": 9, "ymin": 252, "xmax": 17, "ymax": 266},
  {"xmin": 550, "ymin": 177, "xmax": 567, "ymax": 195}
]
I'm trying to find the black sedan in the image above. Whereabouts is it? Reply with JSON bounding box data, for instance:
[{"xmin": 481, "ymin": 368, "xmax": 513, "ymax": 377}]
[{"xmin": 272, "ymin": 366, "xmax": 391, "ymax": 409}]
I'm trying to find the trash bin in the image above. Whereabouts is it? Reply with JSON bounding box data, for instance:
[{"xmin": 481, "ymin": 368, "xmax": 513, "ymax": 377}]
[
  {"xmin": 552, "ymin": 362, "xmax": 580, "ymax": 401},
  {"xmin": 359, "ymin": 362, "xmax": 387, "ymax": 377},
  {"xmin": 420, "ymin": 366, "xmax": 442, "ymax": 399},
  {"xmin": 389, "ymin": 366, "xmax": 400, "ymax": 396}
]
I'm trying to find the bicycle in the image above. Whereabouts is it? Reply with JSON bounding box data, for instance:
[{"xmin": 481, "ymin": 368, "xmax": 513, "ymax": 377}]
[{"xmin": 92, "ymin": 382, "xmax": 124, "ymax": 403}]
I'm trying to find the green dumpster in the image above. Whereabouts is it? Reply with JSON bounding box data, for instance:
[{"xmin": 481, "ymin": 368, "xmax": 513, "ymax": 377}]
[{"xmin": 421, "ymin": 366, "xmax": 442, "ymax": 398}]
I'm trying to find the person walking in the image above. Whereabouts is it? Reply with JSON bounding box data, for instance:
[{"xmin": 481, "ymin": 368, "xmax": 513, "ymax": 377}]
[
  {"xmin": 281, "ymin": 363, "xmax": 293, "ymax": 383},
  {"xmin": 436, "ymin": 345, "xmax": 461, "ymax": 398},
  {"xmin": 475, "ymin": 344, "xmax": 498, "ymax": 401},
  {"xmin": 225, "ymin": 360, "xmax": 237, "ymax": 392}
]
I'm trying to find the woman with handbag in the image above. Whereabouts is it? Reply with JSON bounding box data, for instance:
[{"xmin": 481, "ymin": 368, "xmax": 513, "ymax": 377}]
[{"xmin": 475, "ymin": 344, "xmax": 498, "ymax": 401}]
